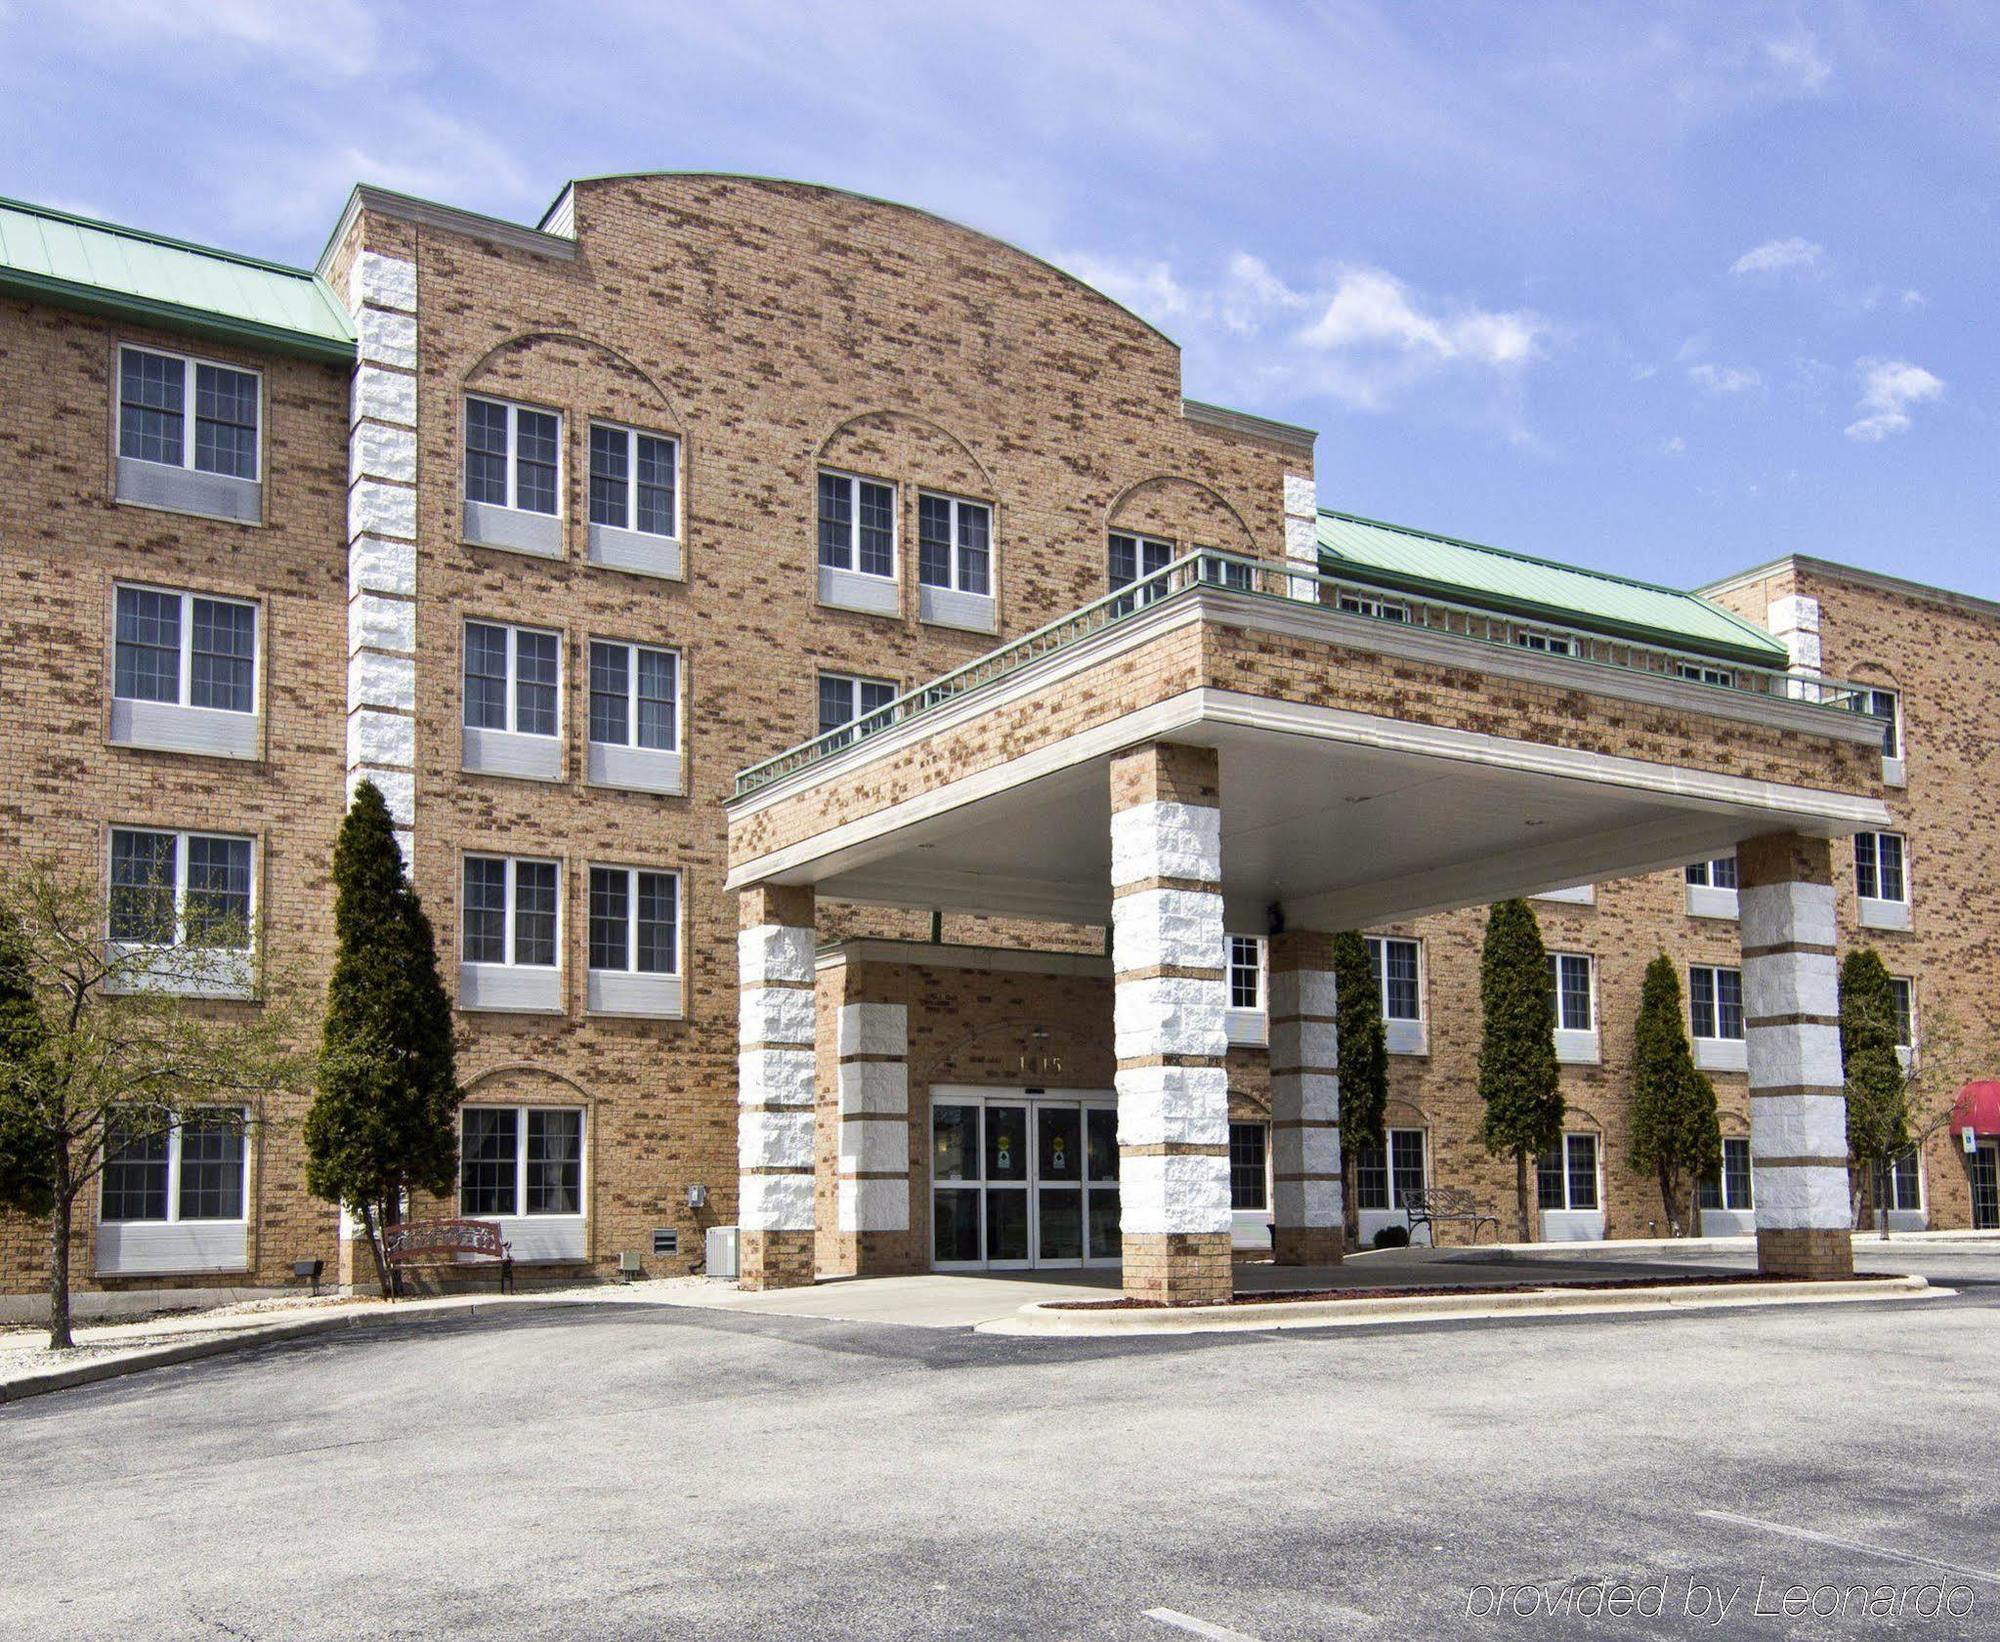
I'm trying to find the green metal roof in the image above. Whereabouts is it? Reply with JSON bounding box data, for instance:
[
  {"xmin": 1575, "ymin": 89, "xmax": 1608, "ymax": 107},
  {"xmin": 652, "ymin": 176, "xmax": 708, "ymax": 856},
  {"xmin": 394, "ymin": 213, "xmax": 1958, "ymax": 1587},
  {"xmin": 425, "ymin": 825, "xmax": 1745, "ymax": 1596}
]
[
  {"xmin": 0, "ymin": 197, "xmax": 353, "ymax": 362},
  {"xmin": 1317, "ymin": 510, "xmax": 1789, "ymax": 667}
]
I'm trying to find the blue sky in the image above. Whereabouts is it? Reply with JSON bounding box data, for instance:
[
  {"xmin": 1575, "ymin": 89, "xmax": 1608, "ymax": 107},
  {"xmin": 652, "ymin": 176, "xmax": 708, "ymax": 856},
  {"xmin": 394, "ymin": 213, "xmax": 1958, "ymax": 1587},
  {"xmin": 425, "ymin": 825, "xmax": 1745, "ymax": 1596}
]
[{"xmin": 5, "ymin": 1, "xmax": 1993, "ymax": 595}]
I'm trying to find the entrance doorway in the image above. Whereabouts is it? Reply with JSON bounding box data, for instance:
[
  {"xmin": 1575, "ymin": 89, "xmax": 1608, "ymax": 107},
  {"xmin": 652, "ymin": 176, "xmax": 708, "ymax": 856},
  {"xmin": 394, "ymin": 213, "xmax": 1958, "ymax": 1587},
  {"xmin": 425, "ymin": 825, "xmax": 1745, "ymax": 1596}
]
[
  {"xmin": 1972, "ymin": 1142, "xmax": 1999, "ymax": 1231},
  {"xmin": 929, "ymin": 1088, "xmax": 1119, "ymax": 1270}
]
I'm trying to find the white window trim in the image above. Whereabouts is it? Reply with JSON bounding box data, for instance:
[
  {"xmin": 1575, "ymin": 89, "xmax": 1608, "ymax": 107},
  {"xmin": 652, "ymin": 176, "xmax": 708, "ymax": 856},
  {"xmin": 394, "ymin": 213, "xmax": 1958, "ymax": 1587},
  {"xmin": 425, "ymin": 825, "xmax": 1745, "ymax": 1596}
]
[
  {"xmin": 460, "ymin": 620, "xmax": 565, "ymax": 788},
  {"xmin": 1702, "ymin": 1135, "xmax": 1756, "ymax": 1215},
  {"xmin": 1337, "ymin": 593, "xmax": 1411, "ymax": 622},
  {"xmin": 111, "ymin": 583, "xmax": 259, "ymax": 714},
  {"xmin": 818, "ymin": 671, "xmax": 899, "ymax": 739},
  {"xmin": 1541, "ymin": 1130, "xmax": 1604, "ymax": 1215},
  {"xmin": 1224, "ymin": 934, "xmax": 1266, "ymax": 1047},
  {"xmin": 1108, "ymin": 531, "xmax": 1176, "ymax": 593},
  {"xmin": 1689, "ymin": 963, "xmax": 1748, "ymax": 1073},
  {"xmin": 1366, "ymin": 935, "xmax": 1429, "ymax": 1056},
  {"xmin": 1687, "ymin": 965, "xmax": 1745, "ymax": 1041},
  {"xmin": 464, "ymin": 393, "xmax": 565, "ymax": 516},
  {"xmin": 587, "ymin": 421, "xmax": 680, "ymax": 541},
  {"xmin": 105, "ymin": 826, "xmax": 257, "ymax": 1000},
  {"xmin": 117, "ymin": 344, "xmax": 262, "ymax": 478},
  {"xmin": 461, "ymin": 854, "xmax": 562, "ymax": 970},
  {"xmin": 1515, "ymin": 628, "xmax": 1577, "ymax": 658},
  {"xmin": 586, "ymin": 639, "xmax": 681, "ymax": 751},
  {"xmin": 98, "ymin": 1106, "xmax": 251, "ymax": 1226},
  {"xmin": 585, "ymin": 639, "xmax": 684, "ymax": 794},
  {"xmin": 464, "ymin": 1112, "xmax": 588, "ymax": 1224},
  {"xmin": 1676, "ymin": 660, "xmax": 1735, "ymax": 687},
  {"xmin": 1355, "ymin": 1127, "xmax": 1430, "ymax": 1217},
  {"xmin": 817, "ymin": 467, "xmax": 899, "ymax": 580},
  {"xmin": 585, "ymin": 864, "xmax": 684, "ymax": 1019},
  {"xmin": 1855, "ymin": 831, "xmax": 1910, "ymax": 903},
  {"xmin": 916, "ymin": 491, "xmax": 994, "ymax": 593},
  {"xmin": 1548, "ymin": 950, "xmax": 1599, "ymax": 1063}
]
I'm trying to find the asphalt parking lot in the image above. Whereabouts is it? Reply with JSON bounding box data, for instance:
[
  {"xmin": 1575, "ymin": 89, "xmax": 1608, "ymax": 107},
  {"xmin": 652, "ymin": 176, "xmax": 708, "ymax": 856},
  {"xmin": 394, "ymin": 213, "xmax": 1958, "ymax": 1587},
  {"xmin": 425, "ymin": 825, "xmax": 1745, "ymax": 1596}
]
[{"xmin": 3, "ymin": 1248, "xmax": 1995, "ymax": 1641}]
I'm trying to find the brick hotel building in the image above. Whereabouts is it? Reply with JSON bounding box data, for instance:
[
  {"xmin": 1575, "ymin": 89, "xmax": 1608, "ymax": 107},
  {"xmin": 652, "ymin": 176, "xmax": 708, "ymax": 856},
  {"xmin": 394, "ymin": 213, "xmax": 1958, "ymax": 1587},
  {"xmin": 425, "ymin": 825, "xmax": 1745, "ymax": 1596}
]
[{"xmin": 0, "ymin": 173, "xmax": 1992, "ymax": 1313}]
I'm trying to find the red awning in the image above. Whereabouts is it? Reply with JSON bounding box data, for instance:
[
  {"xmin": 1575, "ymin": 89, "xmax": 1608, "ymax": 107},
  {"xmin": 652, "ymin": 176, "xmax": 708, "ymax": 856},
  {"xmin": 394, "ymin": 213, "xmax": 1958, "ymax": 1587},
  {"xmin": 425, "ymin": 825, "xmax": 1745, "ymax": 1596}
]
[{"xmin": 1948, "ymin": 1081, "xmax": 2000, "ymax": 1139}]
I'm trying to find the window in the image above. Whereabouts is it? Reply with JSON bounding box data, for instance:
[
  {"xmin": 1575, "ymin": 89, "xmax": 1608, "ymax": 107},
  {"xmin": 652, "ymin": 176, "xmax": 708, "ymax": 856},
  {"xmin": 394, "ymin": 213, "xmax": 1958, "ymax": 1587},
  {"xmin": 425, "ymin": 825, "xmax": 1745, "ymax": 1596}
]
[
  {"xmin": 818, "ymin": 672, "xmax": 898, "ymax": 744},
  {"xmin": 588, "ymin": 867, "xmax": 679, "ymax": 975},
  {"xmin": 1338, "ymin": 594, "xmax": 1409, "ymax": 622},
  {"xmin": 1516, "ymin": 629, "xmax": 1576, "ymax": 657},
  {"xmin": 461, "ymin": 856, "xmax": 559, "ymax": 968},
  {"xmin": 1854, "ymin": 832, "xmax": 1907, "ymax": 903},
  {"xmin": 917, "ymin": 494, "xmax": 991, "ymax": 596},
  {"xmin": 1698, "ymin": 1137, "xmax": 1754, "ymax": 1213},
  {"xmin": 1677, "ymin": 661, "xmax": 1734, "ymax": 688},
  {"xmin": 465, "ymin": 396, "xmax": 560, "ymax": 515},
  {"xmin": 1547, "ymin": 952, "xmax": 1594, "ymax": 1032},
  {"xmin": 1685, "ymin": 856, "xmax": 1738, "ymax": 890},
  {"xmin": 460, "ymin": 1106, "xmax": 584, "ymax": 1218},
  {"xmin": 1227, "ymin": 936, "xmax": 1263, "ymax": 1012},
  {"xmin": 1890, "ymin": 977, "xmax": 1914, "ymax": 1049},
  {"xmin": 1366, "ymin": 937, "xmax": 1422, "ymax": 1022},
  {"xmin": 118, "ymin": 346, "xmax": 259, "ymax": 481},
  {"xmin": 1108, "ymin": 532, "xmax": 1175, "ymax": 612},
  {"xmin": 1537, "ymin": 1132, "xmax": 1600, "ymax": 1212},
  {"xmin": 588, "ymin": 641, "xmax": 678, "ymax": 752},
  {"xmin": 464, "ymin": 622, "xmax": 560, "ymax": 738},
  {"xmin": 1228, "ymin": 1122, "xmax": 1268, "ymax": 1212},
  {"xmin": 101, "ymin": 1108, "xmax": 247, "ymax": 1223},
  {"xmin": 818, "ymin": 471, "xmax": 896, "ymax": 578},
  {"xmin": 1888, "ymin": 1150, "xmax": 1922, "ymax": 1212},
  {"xmin": 1689, "ymin": 966, "xmax": 1744, "ymax": 1041},
  {"xmin": 588, "ymin": 424, "xmax": 678, "ymax": 538},
  {"xmin": 1354, "ymin": 1129, "xmax": 1427, "ymax": 1211},
  {"xmin": 114, "ymin": 586, "xmax": 257, "ymax": 714},
  {"xmin": 1850, "ymin": 687, "xmax": 1900, "ymax": 760},
  {"xmin": 108, "ymin": 828, "xmax": 252, "ymax": 951}
]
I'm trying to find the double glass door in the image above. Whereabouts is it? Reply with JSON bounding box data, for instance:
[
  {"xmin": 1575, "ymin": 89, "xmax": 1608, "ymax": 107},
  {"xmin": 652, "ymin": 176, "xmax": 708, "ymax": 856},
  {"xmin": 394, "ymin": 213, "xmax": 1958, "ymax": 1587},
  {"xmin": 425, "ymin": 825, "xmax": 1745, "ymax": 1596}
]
[
  {"xmin": 1972, "ymin": 1144, "xmax": 1999, "ymax": 1231},
  {"xmin": 931, "ymin": 1090, "xmax": 1119, "ymax": 1269}
]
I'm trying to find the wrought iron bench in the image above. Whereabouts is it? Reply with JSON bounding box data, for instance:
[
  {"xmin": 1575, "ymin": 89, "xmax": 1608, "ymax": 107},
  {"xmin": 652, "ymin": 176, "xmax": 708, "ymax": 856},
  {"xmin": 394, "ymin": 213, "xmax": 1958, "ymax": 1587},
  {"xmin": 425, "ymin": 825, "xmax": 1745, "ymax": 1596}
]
[
  {"xmin": 1402, "ymin": 1187, "xmax": 1500, "ymax": 1246},
  {"xmin": 381, "ymin": 1218, "xmax": 514, "ymax": 1296}
]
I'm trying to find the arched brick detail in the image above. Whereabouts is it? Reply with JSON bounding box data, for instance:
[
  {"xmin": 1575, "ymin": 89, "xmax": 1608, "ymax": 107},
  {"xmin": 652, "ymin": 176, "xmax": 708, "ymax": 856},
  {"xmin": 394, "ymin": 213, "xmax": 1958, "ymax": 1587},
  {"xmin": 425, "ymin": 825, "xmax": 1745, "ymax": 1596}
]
[{"xmin": 1106, "ymin": 474, "xmax": 1259, "ymax": 554}]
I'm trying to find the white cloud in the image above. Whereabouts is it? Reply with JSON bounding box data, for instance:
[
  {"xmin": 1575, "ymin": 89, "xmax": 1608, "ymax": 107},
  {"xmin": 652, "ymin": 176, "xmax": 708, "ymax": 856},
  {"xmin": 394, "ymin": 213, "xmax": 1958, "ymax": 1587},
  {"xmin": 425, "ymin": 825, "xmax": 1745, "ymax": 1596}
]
[
  {"xmin": 1901, "ymin": 289, "xmax": 1927, "ymax": 309},
  {"xmin": 62, "ymin": 0, "xmax": 380, "ymax": 78},
  {"xmin": 1763, "ymin": 30, "xmax": 1833, "ymax": 94},
  {"xmin": 1844, "ymin": 358, "xmax": 1944, "ymax": 442},
  {"xmin": 1688, "ymin": 362, "xmax": 1762, "ymax": 395},
  {"xmin": 1730, "ymin": 236, "xmax": 1823, "ymax": 276},
  {"xmin": 1662, "ymin": 435, "xmax": 1686, "ymax": 455}
]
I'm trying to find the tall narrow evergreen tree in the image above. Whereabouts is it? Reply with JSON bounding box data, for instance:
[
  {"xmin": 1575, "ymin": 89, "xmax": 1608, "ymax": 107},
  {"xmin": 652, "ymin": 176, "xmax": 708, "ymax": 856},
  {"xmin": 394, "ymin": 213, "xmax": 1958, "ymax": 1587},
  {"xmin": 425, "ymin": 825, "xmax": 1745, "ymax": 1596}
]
[
  {"xmin": 1627, "ymin": 953, "xmax": 1721, "ymax": 1235},
  {"xmin": 1839, "ymin": 946, "xmax": 1908, "ymax": 1233},
  {"xmin": 304, "ymin": 782, "xmax": 462, "ymax": 1293},
  {"xmin": 1331, "ymin": 930, "xmax": 1389, "ymax": 1241},
  {"xmin": 1477, "ymin": 898, "xmax": 1564, "ymax": 1239},
  {"xmin": 0, "ymin": 915, "xmax": 55, "ymax": 1220}
]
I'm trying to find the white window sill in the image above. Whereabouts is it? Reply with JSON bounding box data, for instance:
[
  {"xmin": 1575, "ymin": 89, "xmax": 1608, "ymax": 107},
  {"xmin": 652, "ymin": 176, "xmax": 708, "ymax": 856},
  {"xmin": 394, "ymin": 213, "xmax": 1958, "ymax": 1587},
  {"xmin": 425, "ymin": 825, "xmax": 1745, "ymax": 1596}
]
[
  {"xmin": 817, "ymin": 565, "xmax": 900, "ymax": 616},
  {"xmin": 1532, "ymin": 884, "xmax": 1595, "ymax": 906},
  {"xmin": 1685, "ymin": 885, "xmax": 1739, "ymax": 921},
  {"xmin": 1537, "ymin": 1209, "xmax": 1605, "ymax": 1242},
  {"xmin": 918, "ymin": 584, "xmax": 997, "ymax": 634},
  {"xmin": 489, "ymin": 1215, "xmax": 588, "ymax": 1264},
  {"xmin": 1858, "ymin": 897, "xmax": 1912, "ymax": 932},
  {"xmin": 1230, "ymin": 1209, "xmax": 1273, "ymax": 1250},
  {"xmin": 1694, "ymin": 1036, "xmax": 1747, "ymax": 1073},
  {"xmin": 458, "ymin": 962, "xmax": 562, "ymax": 1013},
  {"xmin": 1224, "ymin": 1007, "xmax": 1267, "ymax": 1047},
  {"xmin": 587, "ymin": 970, "xmax": 684, "ymax": 1019},
  {"xmin": 587, "ymin": 522, "xmax": 682, "ymax": 579},
  {"xmin": 96, "ymin": 1220, "xmax": 248, "ymax": 1276},
  {"xmin": 104, "ymin": 944, "xmax": 254, "ymax": 1000},
  {"xmin": 463, "ymin": 499, "xmax": 563, "ymax": 558},
  {"xmin": 1698, "ymin": 1208, "xmax": 1754, "ymax": 1238},
  {"xmin": 1882, "ymin": 755, "xmax": 1906, "ymax": 788},
  {"xmin": 1555, "ymin": 1028, "xmax": 1600, "ymax": 1065},
  {"xmin": 587, "ymin": 741, "xmax": 684, "ymax": 795},
  {"xmin": 462, "ymin": 725, "xmax": 563, "ymax": 781},
  {"xmin": 1385, "ymin": 1018, "xmax": 1429, "ymax": 1057},
  {"xmin": 110, "ymin": 698, "xmax": 260, "ymax": 760},
  {"xmin": 116, "ymin": 456, "xmax": 261, "ymax": 524}
]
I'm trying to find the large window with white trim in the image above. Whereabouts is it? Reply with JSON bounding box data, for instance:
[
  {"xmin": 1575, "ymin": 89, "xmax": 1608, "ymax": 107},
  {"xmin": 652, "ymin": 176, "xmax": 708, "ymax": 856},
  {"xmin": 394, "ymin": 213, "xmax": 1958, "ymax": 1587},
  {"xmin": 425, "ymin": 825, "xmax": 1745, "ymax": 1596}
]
[
  {"xmin": 1854, "ymin": 832, "xmax": 1907, "ymax": 903},
  {"xmin": 1537, "ymin": 1132, "xmax": 1600, "ymax": 1212},
  {"xmin": 1887, "ymin": 1149, "xmax": 1923, "ymax": 1212},
  {"xmin": 587, "ymin": 866, "xmax": 680, "ymax": 976},
  {"xmin": 588, "ymin": 641, "xmax": 677, "ymax": 751},
  {"xmin": 464, "ymin": 622, "xmax": 560, "ymax": 736},
  {"xmin": 465, "ymin": 395, "xmax": 560, "ymax": 515},
  {"xmin": 107, "ymin": 828, "xmax": 254, "ymax": 998},
  {"xmin": 114, "ymin": 586, "xmax": 256, "ymax": 714},
  {"xmin": 1227, "ymin": 936, "xmax": 1263, "ymax": 1012},
  {"xmin": 119, "ymin": 346, "xmax": 259, "ymax": 480},
  {"xmin": 1548, "ymin": 952, "xmax": 1595, "ymax": 1032},
  {"xmin": 1689, "ymin": 965, "xmax": 1744, "ymax": 1042},
  {"xmin": 1337, "ymin": 593, "xmax": 1409, "ymax": 622},
  {"xmin": 817, "ymin": 471, "xmax": 896, "ymax": 579},
  {"xmin": 818, "ymin": 671, "xmax": 898, "ymax": 746},
  {"xmin": 588, "ymin": 424, "xmax": 678, "ymax": 538},
  {"xmin": 100, "ymin": 1108, "xmax": 247, "ymax": 1224},
  {"xmin": 1354, "ymin": 1128, "xmax": 1427, "ymax": 1212},
  {"xmin": 1850, "ymin": 687, "xmax": 1901, "ymax": 760},
  {"xmin": 1698, "ymin": 1136, "xmax": 1754, "ymax": 1213},
  {"xmin": 1108, "ymin": 532, "xmax": 1174, "ymax": 612},
  {"xmin": 917, "ymin": 494, "xmax": 991, "ymax": 596},
  {"xmin": 1366, "ymin": 937, "xmax": 1422, "ymax": 1022},
  {"xmin": 461, "ymin": 855, "xmax": 559, "ymax": 969},
  {"xmin": 460, "ymin": 1106, "xmax": 583, "ymax": 1217},
  {"xmin": 1516, "ymin": 628, "xmax": 1576, "ymax": 657},
  {"xmin": 1228, "ymin": 1121, "xmax": 1268, "ymax": 1212},
  {"xmin": 1685, "ymin": 856, "xmax": 1738, "ymax": 890},
  {"xmin": 1890, "ymin": 976, "xmax": 1914, "ymax": 1050}
]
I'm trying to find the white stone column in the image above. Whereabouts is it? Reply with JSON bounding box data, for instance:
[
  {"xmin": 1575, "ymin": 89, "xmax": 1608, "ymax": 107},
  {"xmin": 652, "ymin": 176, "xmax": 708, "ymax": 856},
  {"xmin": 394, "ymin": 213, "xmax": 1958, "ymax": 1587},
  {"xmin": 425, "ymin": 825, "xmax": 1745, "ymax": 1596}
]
[
  {"xmin": 1282, "ymin": 472, "xmax": 1318, "ymax": 602},
  {"xmin": 1268, "ymin": 931, "xmax": 1343, "ymax": 1264},
  {"xmin": 736, "ymin": 884, "xmax": 817, "ymax": 1289},
  {"xmin": 342, "ymin": 249, "xmax": 420, "ymax": 861},
  {"xmin": 834, "ymin": 971, "xmax": 910, "ymax": 1272},
  {"xmin": 1740, "ymin": 832, "xmax": 1855, "ymax": 1278},
  {"xmin": 1109, "ymin": 742, "xmax": 1232, "ymax": 1304}
]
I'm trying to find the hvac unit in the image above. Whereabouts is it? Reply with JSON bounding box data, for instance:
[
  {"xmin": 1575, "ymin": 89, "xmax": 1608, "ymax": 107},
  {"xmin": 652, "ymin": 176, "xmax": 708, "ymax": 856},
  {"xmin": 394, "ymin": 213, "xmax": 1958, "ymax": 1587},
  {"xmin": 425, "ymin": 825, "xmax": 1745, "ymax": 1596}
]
[{"xmin": 705, "ymin": 1225, "xmax": 739, "ymax": 1280}]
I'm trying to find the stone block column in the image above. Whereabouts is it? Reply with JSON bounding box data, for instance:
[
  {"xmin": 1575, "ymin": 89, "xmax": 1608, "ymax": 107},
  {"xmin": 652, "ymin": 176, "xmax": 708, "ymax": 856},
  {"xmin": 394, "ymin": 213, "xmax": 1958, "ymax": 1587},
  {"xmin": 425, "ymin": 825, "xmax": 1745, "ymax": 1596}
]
[
  {"xmin": 737, "ymin": 883, "xmax": 818, "ymax": 1290},
  {"xmin": 1740, "ymin": 832, "xmax": 1855, "ymax": 1279},
  {"xmin": 1109, "ymin": 742, "xmax": 1232, "ymax": 1305},
  {"xmin": 834, "ymin": 965, "xmax": 912, "ymax": 1274},
  {"xmin": 1268, "ymin": 930, "xmax": 1344, "ymax": 1265}
]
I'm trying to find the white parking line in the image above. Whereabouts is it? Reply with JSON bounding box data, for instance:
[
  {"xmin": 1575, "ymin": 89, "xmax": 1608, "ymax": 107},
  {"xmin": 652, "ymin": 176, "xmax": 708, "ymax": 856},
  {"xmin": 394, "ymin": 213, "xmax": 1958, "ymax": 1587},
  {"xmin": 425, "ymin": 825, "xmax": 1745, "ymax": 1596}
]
[
  {"xmin": 1143, "ymin": 1607, "xmax": 1268, "ymax": 1642},
  {"xmin": 1698, "ymin": 1509, "xmax": 2000, "ymax": 1586}
]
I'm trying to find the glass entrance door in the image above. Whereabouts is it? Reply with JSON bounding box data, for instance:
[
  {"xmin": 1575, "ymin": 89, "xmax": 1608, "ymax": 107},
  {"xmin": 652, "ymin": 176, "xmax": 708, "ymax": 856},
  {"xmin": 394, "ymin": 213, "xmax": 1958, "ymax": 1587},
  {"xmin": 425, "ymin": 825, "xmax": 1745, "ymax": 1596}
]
[
  {"xmin": 1972, "ymin": 1144, "xmax": 1999, "ymax": 1231},
  {"xmin": 930, "ymin": 1090, "xmax": 1119, "ymax": 1270}
]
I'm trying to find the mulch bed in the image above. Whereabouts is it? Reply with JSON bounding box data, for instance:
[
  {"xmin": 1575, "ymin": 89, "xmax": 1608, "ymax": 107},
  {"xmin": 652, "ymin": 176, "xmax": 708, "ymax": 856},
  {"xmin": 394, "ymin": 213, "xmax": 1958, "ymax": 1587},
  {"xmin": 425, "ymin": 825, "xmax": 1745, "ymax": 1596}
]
[{"xmin": 1046, "ymin": 1271, "xmax": 1903, "ymax": 1309}]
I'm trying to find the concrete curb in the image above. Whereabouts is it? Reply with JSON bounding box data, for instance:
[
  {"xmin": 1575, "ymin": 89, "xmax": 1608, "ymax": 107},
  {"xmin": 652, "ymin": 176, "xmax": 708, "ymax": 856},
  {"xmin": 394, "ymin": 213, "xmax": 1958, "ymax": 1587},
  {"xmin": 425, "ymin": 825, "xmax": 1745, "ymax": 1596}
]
[
  {"xmin": 0, "ymin": 1295, "xmax": 607, "ymax": 1407},
  {"xmin": 982, "ymin": 1274, "xmax": 1936, "ymax": 1337}
]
